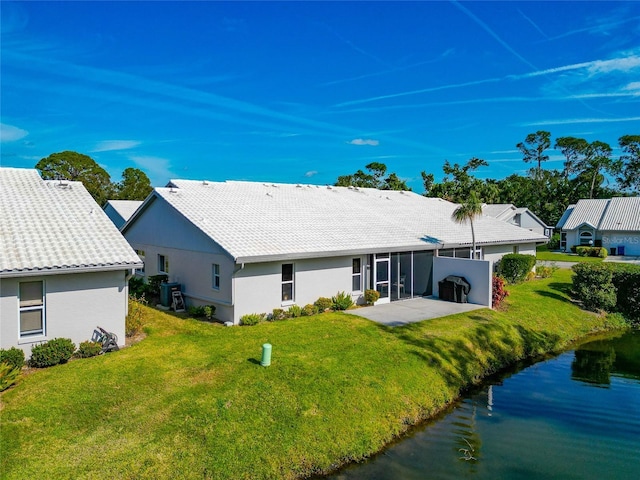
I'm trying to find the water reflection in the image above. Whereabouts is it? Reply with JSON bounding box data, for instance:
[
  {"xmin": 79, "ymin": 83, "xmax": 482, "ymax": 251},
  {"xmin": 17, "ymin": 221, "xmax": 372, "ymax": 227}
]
[{"xmin": 326, "ymin": 330, "xmax": 640, "ymax": 480}]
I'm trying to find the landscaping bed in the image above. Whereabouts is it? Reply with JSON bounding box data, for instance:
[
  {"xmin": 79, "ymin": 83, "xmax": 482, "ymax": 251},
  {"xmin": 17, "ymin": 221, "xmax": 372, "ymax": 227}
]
[{"xmin": 0, "ymin": 270, "xmax": 624, "ymax": 479}]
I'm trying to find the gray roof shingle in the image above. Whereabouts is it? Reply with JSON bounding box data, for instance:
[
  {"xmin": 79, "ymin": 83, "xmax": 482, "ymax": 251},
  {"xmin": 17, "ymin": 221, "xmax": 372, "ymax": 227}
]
[
  {"xmin": 1, "ymin": 168, "xmax": 142, "ymax": 276},
  {"xmin": 131, "ymin": 180, "xmax": 548, "ymax": 263}
]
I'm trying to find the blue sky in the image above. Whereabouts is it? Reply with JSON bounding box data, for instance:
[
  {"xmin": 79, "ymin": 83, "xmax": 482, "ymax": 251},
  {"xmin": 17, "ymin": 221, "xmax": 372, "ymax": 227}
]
[{"xmin": 1, "ymin": 1, "xmax": 639, "ymax": 190}]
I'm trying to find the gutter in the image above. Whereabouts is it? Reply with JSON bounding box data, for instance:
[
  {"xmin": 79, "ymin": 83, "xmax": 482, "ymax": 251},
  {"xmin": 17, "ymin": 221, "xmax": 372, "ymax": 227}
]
[{"xmin": 0, "ymin": 262, "xmax": 144, "ymax": 279}]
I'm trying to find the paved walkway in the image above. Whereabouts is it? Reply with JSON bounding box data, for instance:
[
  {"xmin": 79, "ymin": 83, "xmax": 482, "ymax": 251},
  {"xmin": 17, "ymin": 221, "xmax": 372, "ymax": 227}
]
[
  {"xmin": 344, "ymin": 296, "xmax": 486, "ymax": 327},
  {"xmin": 604, "ymin": 255, "xmax": 640, "ymax": 265}
]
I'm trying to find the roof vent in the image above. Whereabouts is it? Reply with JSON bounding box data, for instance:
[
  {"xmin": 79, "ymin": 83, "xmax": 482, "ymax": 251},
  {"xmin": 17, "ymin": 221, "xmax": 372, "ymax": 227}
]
[
  {"xmin": 266, "ymin": 192, "xmax": 272, "ymax": 197},
  {"xmin": 169, "ymin": 186, "xmax": 176, "ymax": 193},
  {"xmin": 296, "ymin": 184, "xmax": 302, "ymax": 188},
  {"xmin": 202, "ymin": 181, "xmax": 209, "ymax": 186},
  {"xmin": 326, "ymin": 185, "xmax": 332, "ymax": 190}
]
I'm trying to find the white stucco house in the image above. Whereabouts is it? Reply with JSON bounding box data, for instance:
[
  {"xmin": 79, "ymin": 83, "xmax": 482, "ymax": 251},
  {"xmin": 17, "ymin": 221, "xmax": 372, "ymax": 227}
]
[
  {"xmin": 482, "ymin": 204, "xmax": 553, "ymax": 237},
  {"xmin": 0, "ymin": 168, "xmax": 143, "ymax": 355},
  {"xmin": 103, "ymin": 200, "xmax": 143, "ymax": 229},
  {"xmin": 556, "ymin": 197, "xmax": 640, "ymax": 255},
  {"xmin": 121, "ymin": 180, "xmax": 547, "ymax": 324}
]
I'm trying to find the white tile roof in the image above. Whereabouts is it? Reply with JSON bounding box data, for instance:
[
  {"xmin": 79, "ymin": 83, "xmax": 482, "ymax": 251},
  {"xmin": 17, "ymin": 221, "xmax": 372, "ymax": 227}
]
[
  {"xmin": 482, "ymin": 204, "xmax": 515, "ymax": 221},
  {"xmin": 130, "ymin": 180, "xmax": 548, "ymax": 263},
  {"xmin": 0, "ymin": 168, "xmax": 142, "ymax": 276},
  {"xmin": 105, "ymin": 200, "xmax": 143, "ymax": 222},
  {"xmin": 558, "ymin": 197, "xmax": 640, "ymax": 231}
]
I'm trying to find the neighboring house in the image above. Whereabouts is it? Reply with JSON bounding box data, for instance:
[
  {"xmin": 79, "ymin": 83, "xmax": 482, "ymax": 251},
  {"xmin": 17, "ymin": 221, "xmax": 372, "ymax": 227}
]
[
  {"xmin": 482, "ymin": 203, "xmax": 553, "ymax": 237},
  {"xmin": 556, "ymin": 197, "xmax": 640, "ymax": 255},
  {"xmin": 0, "ymin": 168, "xmax": 143, "ymax": 355},
  {"xmin": 103, "ymin": 200, "xmax": 143, "ymax": 229},
  {"xmin": 122, "ymin": 180, "xmax": 547, "ymax": 324}
]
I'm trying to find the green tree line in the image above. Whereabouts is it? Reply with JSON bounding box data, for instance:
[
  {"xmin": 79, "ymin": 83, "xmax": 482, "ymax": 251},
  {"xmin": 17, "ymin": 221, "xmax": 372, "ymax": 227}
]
[
  {"xmin": 35, "ymin": 151, "xmax": 153, "ymax": 206},
  {"xmin": 336, "ymin": 133, "xmax": 639, "ymax": 227}
]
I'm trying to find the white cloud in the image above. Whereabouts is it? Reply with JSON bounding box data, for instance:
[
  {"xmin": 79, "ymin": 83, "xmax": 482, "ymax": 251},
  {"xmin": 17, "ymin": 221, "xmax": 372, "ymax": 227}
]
[
  {"xmin": 129, "ymin": 155, "xmax": 174, "ymax": 185},
  {"xmin": 587, "ymin": 55, "xmax": 640, "ymax": 75},
  {"xmin": 0, "ymin": 123, "xmax": 28, "ymax": 142},
  {"xmin": 349, "ymin": 138, "xmax": 380, "ymax": 146},
  {"xmin": 92, "ymin": 140, "xmax": 141, "ymax": 152},
  {"xmin": 623, "ymin": 81, "xmax": 640, "ymax": 92},
  {"xmin": 304, "ymin": 170, "xmax": 318, "ymax": 177},
  {"xmin": 522, "ymin": 116, "xmax": 640, "ymax": 127}
]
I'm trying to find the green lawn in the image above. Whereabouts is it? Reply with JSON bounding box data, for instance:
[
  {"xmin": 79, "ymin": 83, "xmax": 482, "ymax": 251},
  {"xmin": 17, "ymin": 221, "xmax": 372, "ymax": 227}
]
[
  {"xmin": 536, "ymin": 244, "xmax": 604, "ymax": 263},
  {"xmin": 0, "ymin": 270, "xmax": 622, "ymax": 479}
]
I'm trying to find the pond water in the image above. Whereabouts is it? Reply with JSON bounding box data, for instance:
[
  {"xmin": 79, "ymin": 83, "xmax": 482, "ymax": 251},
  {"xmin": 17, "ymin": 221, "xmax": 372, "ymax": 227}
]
[{"xmin": 328, "ymin": 330, "xmax": 640, "ymax": 480}]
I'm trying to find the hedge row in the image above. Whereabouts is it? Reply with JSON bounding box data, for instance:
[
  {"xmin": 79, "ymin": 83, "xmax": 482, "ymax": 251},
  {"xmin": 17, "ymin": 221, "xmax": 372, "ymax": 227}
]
[
  {"xmin": 571, "ymin": 263, "xmax": 640, "ymax": 323},
  {"xmin": 497, "ymin": 254, "xmax": 536, "ymax": 283}
]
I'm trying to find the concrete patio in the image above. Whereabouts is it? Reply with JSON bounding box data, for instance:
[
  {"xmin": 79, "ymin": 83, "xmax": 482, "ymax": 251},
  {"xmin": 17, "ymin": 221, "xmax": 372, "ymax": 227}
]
[{"xmin": 345, "ymin": 296, "xmax": 487, "ymax": 327}]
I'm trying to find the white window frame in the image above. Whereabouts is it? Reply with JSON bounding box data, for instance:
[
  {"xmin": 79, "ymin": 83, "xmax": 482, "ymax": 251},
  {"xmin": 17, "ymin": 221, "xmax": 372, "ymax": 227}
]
[
  {"xmin": 352, "ymin": 258, "xmax": 362, "ymax": 292},
  {"xmin": 281, "ymin": 263, "xmax": 294, "ymax": 304},
  {"xmin": 19, "ymin": 280, "xmax": 45, "ymax": 338},
  {"xmin": 158, "ymin": 254, "xmax": 169, "ymax": 274},
  {"xmin": 212, "ymin": 263, "xmax": 220, "ymax": 290}
]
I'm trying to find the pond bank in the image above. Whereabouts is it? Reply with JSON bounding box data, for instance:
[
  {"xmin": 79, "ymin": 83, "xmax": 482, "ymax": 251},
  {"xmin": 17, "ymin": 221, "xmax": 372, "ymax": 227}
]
[{"xmin": 0, "ymin": 270, "xmax": 627, "ymax": 480}]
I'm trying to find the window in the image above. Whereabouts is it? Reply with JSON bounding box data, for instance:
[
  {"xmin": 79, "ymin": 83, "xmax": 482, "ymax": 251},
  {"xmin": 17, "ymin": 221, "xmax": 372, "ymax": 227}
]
[
  {"xmin": 212, "ymin": 264, "xmax": 220, "ymax": 290},
  {"xmin": 580, "ymin": 231, "xmax": 593, "ymax": 246},
  {"xmin": 158, "ymin": 254, "xmax": 169, "ymax": 274},
  {"xmin": 282, "ymin": 263, "xmax": 294, "ymax": 302},
  {"xmin": 352, "ymin": 258, "xmax": 362, "ymax": 291},
  {"xmin": 19, "ymin": 281, "xmax": 44, "ymax": 337},
  {"xmin": 513, "ymin": 245, "xmax": 519, "ymax": 254},
  {"xmin": 135, "ymin": 249, "xmax": 145, "ymax": 275}
]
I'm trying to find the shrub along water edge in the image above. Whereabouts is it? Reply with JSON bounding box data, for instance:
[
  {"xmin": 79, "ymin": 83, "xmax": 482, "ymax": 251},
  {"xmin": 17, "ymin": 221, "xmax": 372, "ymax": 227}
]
[{"xmin": 1, "ymin": 269, "xmax": 629, "ymax": 480}]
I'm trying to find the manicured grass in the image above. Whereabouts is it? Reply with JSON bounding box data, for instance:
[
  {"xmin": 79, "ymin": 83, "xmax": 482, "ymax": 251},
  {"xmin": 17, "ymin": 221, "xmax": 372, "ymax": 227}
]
[
  {"xmin": 537, "ymin": 244, "xmax": 604, "ymax": 263},
  {"xmin": 0, "ymin": 270, "xmax": 620, "ymax": 479}
]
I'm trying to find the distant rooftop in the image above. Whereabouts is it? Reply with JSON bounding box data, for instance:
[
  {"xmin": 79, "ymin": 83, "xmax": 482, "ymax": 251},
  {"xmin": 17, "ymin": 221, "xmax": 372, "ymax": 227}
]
[{"xmin": 557, "ymin": 197, "xmax": 640, "ymax": 231}]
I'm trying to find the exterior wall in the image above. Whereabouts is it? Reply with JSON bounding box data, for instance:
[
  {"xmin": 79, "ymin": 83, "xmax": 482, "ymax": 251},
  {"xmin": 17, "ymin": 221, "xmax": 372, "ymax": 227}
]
[
  {"xmin": 129, "ymin": 243, "xmax": 235, "ymax": 314},
  {"xmin": 124, "ymin": 197, "xmax": 235, "ymax": 315},
  {"xmin": 233, "ymin": 255, "xmax": 361, "ymax": 324},
  {"xmin": 482, "ymin": 243, "xmax": 536, "ymax": 264},
  {"xmin": 0, "ymin": 270, "xmax": 128, "ymax": 356},
  {"xmin": 519, "ymin": 214, "xmax": 547, "ymax": 236},
  {"xmin": 601, "ymin": 230, "xmax": 640, "ymax": 256},
  {"xmin": 432, "ymin": 257, "xmax": 492, "ymax": 307}
]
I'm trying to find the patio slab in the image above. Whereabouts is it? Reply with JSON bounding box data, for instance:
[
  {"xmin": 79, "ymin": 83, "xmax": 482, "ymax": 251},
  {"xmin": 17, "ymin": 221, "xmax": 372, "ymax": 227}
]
[{"xmin": 344, "ymin": 296, "xmax": 487, "ymax": 326}]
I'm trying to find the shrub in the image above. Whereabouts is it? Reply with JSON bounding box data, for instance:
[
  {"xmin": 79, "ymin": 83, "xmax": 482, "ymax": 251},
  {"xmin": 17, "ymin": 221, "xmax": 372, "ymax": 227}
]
[
  {"xmin": 29, "ymin": 338, "xmax": 76, "ymax": 368},
  {"xmin": 536, "ymin": 265, "xmax": 557, "ymax": 278},
  {"xmin": 492, "ymin": 275, "xmax": 509, "ymax": 309},
  {"xmin": 75, "ymin": 341, "xmax": 102, "ymax": 358},
  {"xmin": 332, "ymin": 291, "xmax": 354, "ymax": 311},
  {"xmin": 188, "ymin": 305, "xmax": 206, "ymax": 317},
  {"xmin": 128, "ymin": 276, "xmax": 147, "ymax": 297},
  {"xmin": 497, "ymin": 254, "xmax": 536, "ymax": 283},
  {"xmin": 203, "ymin": 305, "xmax": 216, "ymax": 320},
  {"xmin": 571, "ymin": 263, "xmax": 616, "ymax": 312},
  {"xmin": 271, "ymin": 308, "xmax": 286, "ymax": 320},
  {"xmin": 547, "ymin": 233, "xmax": 560, "ymax": 250},
  {"xmin": 314, "ymin": 297, "xmax": 333, "ymax": 312},
  {"xmin": 146, "ymin": 274, "xmax": 168, "ymax": 299},
  {"xmin": 126, "ymin": 295, "xmax": 147, "ymax": 337},
  {"xmin": 287, "ymin": 305, "xmax": 302, "ymax": 318},
  {"xmin": 570, "ymin": 245, "xmax": 577, "ymax": 254},
  {"xmin": 240, "ymin": 313, "xmax": 265, "ymax": 326},
  {"xmin": 0, "ymin": 363, "xmax": 21, "ymax": 392},
  {"xmin": 0, "ymin": 347, "xmax": 25, "ymax": 370},
  {"xmin": 575, "ymin": 246, "xmax": 607, "ymax": 258},
  {"xmin": 607, "ymin": 263, "xmax": 640, "ymax": 323},
  {"xmin": 301, "ymin": 304, "xmax": 317, "ymax": 316},
  {"xmin": 364, "ymin": 289, "xmax": 380, "ymax": 305}
]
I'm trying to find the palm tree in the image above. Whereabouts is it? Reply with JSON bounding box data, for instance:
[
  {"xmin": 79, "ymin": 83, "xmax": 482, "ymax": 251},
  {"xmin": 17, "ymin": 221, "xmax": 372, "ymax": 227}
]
[{"xmin": 452, "ymin": 191, "xmax": 483, "ymax": 259}]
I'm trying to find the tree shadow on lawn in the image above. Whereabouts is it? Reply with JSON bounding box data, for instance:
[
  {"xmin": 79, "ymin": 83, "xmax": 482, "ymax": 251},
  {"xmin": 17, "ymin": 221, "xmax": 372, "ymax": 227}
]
[
  {"xmin": 534, "ymin": 281, "xmax": 575, "ymax": 304},
  {"xmin": 374, "ymin": 320, "xmax": 562, "ymax": 391}
]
